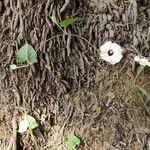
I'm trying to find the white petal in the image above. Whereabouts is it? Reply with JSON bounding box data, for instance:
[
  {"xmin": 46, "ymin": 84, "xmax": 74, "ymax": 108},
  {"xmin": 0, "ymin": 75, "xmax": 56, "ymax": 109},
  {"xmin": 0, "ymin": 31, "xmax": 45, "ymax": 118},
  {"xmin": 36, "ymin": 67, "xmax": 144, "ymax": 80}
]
[
  {"xmin": 134, "ymin": 56, "xmax": 140, "ymax": 62},
  {"xmin": 18, "ymin": 120, "xmax": 28, "ymax": 133},
  {"xmin": 110, "ymin": 43, "xmax": 123, "ymax": 52},
  {"xmin": 100, "ymin": 51, "xmax": 123, "ymax": 65},
  {"xmin": 100, "ymin": 52, "xmax": 110, "ymax": 62},
  {"xmin": 109, "ymin": 53, "xmax": 123, "ymax": 64},
  {"xmin": 100, "ymin": 41, "xmax": 112, "ymax": 52},
  {"xmin": 147, "ymin": 61, "xmax": 150, "ymax": 67},
  {"xmin": 139, "ymin": 58, "xmax": 149, "ymax": 66},
  {"xmin": 134, "ymin": 56, "xmax": 150, "ymax": 67}
]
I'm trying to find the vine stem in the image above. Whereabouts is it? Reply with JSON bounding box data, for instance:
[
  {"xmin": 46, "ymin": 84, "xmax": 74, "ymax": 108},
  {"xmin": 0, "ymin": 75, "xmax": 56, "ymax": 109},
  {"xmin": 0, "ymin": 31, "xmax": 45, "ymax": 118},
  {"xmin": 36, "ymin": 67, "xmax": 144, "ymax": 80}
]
[
  {"xmin": 15, "ymin": 64, "xmax": 31, "ymax": 69},
  {"xmin": 29, "ymin": 129, "xmax": 39, "ymax": 150},
  {"xmin": 44, "ymin": 33, "xmax": 97, "ymax": 51},
  {"xmin": 134, "ymin": 65, "xmax": 145, "ymax": 84},
  {"xmin": 70, "ymin": 34, "xmax": 97, "ymax": 50},
  {"xmin": 44, "ymin": 34, "xmax": 64, "ymax": 43}
]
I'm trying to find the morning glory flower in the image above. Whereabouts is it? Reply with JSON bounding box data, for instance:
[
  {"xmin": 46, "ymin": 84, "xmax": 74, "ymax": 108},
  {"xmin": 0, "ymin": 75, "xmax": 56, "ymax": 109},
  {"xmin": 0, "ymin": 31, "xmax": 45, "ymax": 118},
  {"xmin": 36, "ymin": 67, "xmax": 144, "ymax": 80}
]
[
  {"xmin": 18, "ymin": 120, "xmax": 28, "ymax": 133},
  {"xmin": 134, "ymin": 56, "xmax": 150, "ymax": 67},
  {"xmin": 99, "ymin": 41, "xmax": 123, "ymax": 65},
  {"xmin": 18, "ymin": 115, "xmax": 38, "ymax": 133}
]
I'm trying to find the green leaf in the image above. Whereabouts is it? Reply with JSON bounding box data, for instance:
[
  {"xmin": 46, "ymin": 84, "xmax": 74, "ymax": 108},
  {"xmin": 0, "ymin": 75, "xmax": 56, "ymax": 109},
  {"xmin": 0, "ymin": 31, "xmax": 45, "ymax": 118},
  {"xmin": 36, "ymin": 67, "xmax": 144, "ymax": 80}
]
[
  {"xmin": 10, "ymin": 64, "xmax": 18, "ymax": 70},
  {"xmin": 68, "ymin": 134, "xmax": 80, "ymax": 150},
  {"xmin": 60, "ymin": 18, "xmax": 79, "ymax": 28},
  {"xmin": 50, "ymin": 16, "xmax": 59, "ymax": 25},
  {"xmin": 95, "ymin": 107, "xmax": 102, "ymax": 116},
  {"xmin": 24, "ymin": 115, "xmax": 38, "ymax": 130},
  {"xmin": 16, "ymin": 43, "xmax": 37, "ymax": 64}
]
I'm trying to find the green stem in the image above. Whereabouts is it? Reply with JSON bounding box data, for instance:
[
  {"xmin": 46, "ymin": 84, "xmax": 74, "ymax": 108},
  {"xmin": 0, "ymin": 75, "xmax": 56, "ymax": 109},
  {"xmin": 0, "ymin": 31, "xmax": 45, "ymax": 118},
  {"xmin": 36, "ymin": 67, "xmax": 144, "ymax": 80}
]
[
  {"xmin": 29, "ymin": 129, "xmax": 39, "ymax": 150},
  {"xmin": 57, "ymin": 24, "xmax": 67, "ymax": 34},
  {"xmin": 45, "ymin": 34, "xmax": 64, "ymax": 43},
  {"xmin": 134, "ymin": 65, "xmax": 145, "ymax": 84},
  {"xmin": 45, "ymin": 34, "xmax": 97, "ymax": 50},
  {"xmin": 70, "ymin": 34, "xmax": 97, "ymax": 50},
  {"xmin": 25, "ymin": 113, "xmax": 39, "ymax": 150},
  {"xmin": 16, "ymin": 64, "xmax": 31, "ymax": 69}
]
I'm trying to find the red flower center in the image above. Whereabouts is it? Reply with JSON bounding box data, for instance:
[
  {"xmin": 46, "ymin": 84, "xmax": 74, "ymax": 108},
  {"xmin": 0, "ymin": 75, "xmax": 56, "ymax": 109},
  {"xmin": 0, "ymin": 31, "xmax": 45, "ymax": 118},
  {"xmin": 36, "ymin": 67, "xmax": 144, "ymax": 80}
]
[{"xmin": 108, "ymin": 50, "xmax": 114, "ymax": 56}]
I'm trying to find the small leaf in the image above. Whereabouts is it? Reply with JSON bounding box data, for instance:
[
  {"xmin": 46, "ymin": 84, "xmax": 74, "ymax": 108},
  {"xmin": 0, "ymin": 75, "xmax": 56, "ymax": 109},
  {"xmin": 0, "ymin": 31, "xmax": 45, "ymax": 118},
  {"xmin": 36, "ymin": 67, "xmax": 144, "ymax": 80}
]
[
  {"xmin": 50, "ymin": 16, "xmax": 59, "ymax": 25},
  {"xmin": 95, "ymin": 107, "xmax": 102, "ymax": 116},
  {"xmin": 24, "ymin": 115, "xmax": 38, "ymax": 130},
  {"xmin": 60, "ymin": 18, "xmax": 79, "ymax": 28},
  {"xmin": 18, "ymin": 120, "xmax": 28, "ymax": 133},
  {"xmin": 68, "ymin": 134, "xmax": 80, "ymax": 150},
  {"xmin": 16, "ymin": 43, "xmax": 37, "ymax": 64},
  {"xmin": 10, "ymin": 64, "xmax": 18, "ymax": 70}
]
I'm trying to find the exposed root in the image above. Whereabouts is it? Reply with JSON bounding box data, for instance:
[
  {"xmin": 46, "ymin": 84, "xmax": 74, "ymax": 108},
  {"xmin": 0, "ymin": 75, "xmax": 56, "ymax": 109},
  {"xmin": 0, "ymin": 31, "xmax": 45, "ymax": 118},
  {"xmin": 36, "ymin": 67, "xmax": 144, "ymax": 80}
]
[{"xmin": 60, "ymin": 0, "xmax": 70, "ymax": 14}]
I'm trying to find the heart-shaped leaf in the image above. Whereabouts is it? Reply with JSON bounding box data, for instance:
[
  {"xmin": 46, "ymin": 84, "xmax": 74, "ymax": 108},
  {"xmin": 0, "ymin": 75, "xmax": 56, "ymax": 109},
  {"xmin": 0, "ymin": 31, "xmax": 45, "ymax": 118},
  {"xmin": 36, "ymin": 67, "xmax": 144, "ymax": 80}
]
[
  {"xmin": 68, "ymin": 134, "xmax": 80, "ymax": 150},
  {"xmin": 16, "ymin": 43, "xmax": 37, "ymax": 64},
  {"xmin": 24, "ymin": 115, "xmax": 38, "ymax": 130}
]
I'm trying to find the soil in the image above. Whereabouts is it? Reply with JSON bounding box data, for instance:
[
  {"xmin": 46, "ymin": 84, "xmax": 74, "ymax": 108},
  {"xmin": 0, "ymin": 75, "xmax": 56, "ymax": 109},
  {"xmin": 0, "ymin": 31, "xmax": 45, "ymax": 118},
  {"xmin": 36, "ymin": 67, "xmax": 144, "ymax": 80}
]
[{"xmin": 0, "ymin": 0, "xmax": 150, "ymax": 150}]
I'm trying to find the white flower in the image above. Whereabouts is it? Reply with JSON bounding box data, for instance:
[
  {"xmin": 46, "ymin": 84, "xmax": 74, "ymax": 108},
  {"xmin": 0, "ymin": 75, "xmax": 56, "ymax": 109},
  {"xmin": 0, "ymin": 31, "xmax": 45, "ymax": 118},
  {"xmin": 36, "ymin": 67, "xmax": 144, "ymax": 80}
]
[
  {"xmin": 99, "ymin": 41, "xmax": 123, "ymax": 65},
  {"xmin": 134, "ymin": 56, "xmax": 150, "ymax": 67},
  {"xmin": 18, "ymin": 115, "xmax": 38, "ymax": 133},
  {"xmin": 18, "ymin": 120, "xmax": 28, "ymax": 133}
]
